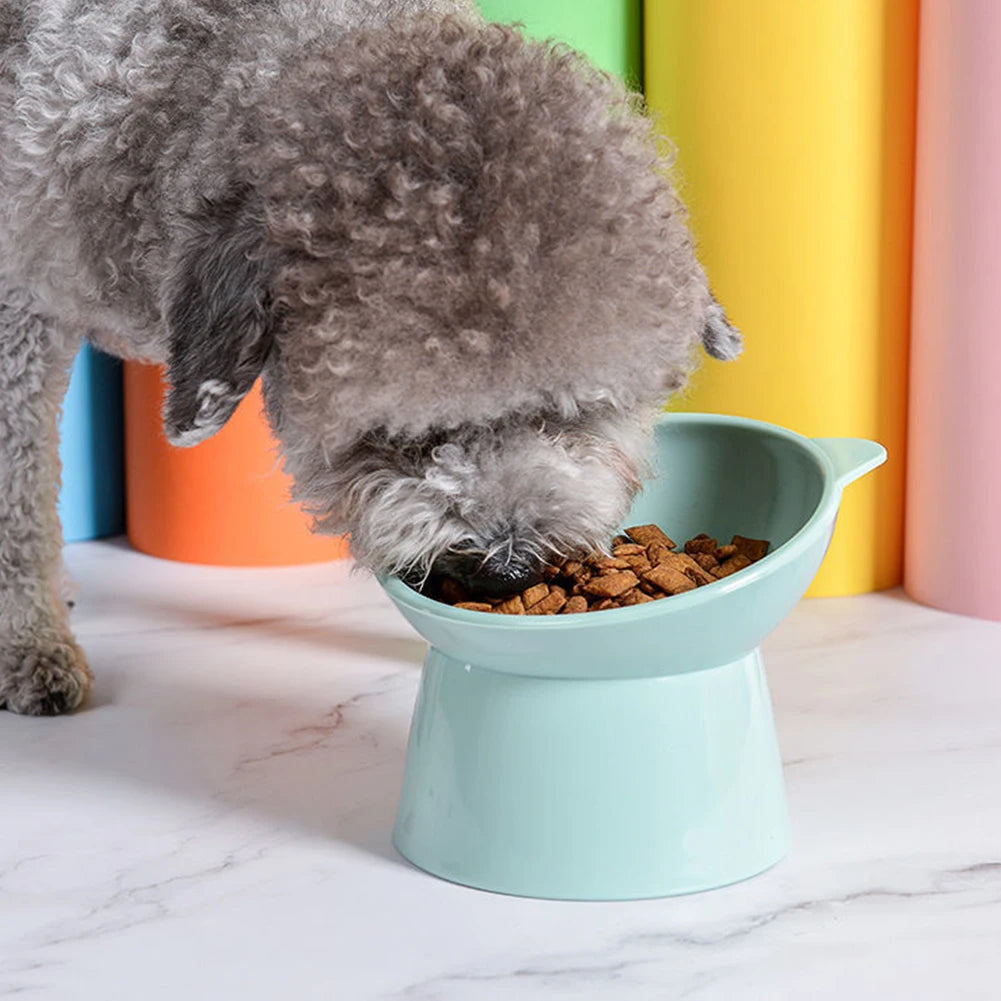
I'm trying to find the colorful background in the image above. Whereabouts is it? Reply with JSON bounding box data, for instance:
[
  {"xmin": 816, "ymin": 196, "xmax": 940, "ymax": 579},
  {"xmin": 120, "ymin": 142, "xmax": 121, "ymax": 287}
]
[{"xmin": 57, "ymin": 0, "xmax": 1000, "ymax": 619}]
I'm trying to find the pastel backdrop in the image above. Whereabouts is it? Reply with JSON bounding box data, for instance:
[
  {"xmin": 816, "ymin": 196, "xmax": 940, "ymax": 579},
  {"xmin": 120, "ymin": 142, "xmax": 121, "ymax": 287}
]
[
  {"xmin": 124, "ymin": 365, "xmax": 348, "ymax": 566},
  {"xmin": 58, "ymin": 344, "xmax": 124, "ymax": 543},
  {"xmin": 644, "ymin": 0, "xmax": 919, "ymax": 596},
  {"xmin": 475, "ymin": 0, "xmax": 641, "ymax": 85},
  {"xmin": 905, "ymin": 0, "xmax": 1001, "ymax": 621}
]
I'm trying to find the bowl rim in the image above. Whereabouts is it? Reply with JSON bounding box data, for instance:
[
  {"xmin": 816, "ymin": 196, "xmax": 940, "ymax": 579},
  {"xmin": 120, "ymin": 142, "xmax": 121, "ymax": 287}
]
[{"xmin": 378, "ymin": 412, "xmax": 842, "ymax": 629}]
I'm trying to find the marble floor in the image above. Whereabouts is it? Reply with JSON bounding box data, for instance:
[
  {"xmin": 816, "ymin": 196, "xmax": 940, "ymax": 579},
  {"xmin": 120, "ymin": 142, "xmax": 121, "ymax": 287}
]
[{"xmin": 2, "ymin": 540, "xmax": 1000, "ymax": 1000}]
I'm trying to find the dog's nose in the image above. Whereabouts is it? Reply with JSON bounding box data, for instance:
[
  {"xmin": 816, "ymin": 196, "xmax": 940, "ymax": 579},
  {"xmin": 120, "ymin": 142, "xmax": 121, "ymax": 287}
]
[{"xmin": 444, "ymin": 551, "xmax": 543, "ymax": 598}]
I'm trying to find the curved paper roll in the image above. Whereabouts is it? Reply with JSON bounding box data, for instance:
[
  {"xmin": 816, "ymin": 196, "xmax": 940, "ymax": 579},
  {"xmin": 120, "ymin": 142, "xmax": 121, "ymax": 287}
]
[
  {"xmin": 905, "ymin": 0, "xmax": 1001, "ymax": 620},
  {"xmin": 59, "ymin": 344, "xmax": 124, "ymax": 543},
  {"xmin": 475, "ymin": 0, "xmax": 641, "ymax": 85},
  {"xmin": 124, "ymin": 363, "xmax": 348, "ymax": 566},
  {"xmin": 645, "ymin": 0, "xmax": 918, "ymax": 596}
]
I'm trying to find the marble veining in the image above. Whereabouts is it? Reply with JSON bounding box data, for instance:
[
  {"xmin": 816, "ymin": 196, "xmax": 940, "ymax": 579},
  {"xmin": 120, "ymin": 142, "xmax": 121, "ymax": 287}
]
[{"xmin": 1, "ymin": 541, "xmax": 1000, "ymax": 1000}]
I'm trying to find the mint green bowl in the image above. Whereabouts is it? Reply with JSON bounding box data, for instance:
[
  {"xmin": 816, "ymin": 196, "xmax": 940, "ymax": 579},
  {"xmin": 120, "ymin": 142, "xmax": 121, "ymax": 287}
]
[{"xmin": 380, "ymin": 414, "xmax": 886, "ymax": 900}]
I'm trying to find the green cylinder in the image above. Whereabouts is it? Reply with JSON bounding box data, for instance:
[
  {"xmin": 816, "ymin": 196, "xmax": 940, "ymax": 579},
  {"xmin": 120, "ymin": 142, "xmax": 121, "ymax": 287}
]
[{"xmin": 475, "ymin": 0, "xmax": 641, "ymax": 86}]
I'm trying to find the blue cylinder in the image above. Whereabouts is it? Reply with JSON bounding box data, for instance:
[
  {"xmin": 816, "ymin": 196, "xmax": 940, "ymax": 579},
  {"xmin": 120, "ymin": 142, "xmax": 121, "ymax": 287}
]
[{"xmin": 58, "ymin": 344, "xmax": 125, "ymax": 542}]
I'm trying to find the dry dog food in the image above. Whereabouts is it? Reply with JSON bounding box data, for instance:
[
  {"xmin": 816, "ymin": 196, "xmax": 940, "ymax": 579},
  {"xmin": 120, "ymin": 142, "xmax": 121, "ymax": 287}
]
[{"xmin": 436, "ymin": 525, "xmax": 770, "ymax": 614}]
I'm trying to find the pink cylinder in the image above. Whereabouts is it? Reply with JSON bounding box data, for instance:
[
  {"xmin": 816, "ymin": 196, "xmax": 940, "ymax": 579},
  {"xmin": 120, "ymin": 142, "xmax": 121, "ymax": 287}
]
[{"xmin": 906, "ymin": 0, "xmax": 1001, "ymax": 619}]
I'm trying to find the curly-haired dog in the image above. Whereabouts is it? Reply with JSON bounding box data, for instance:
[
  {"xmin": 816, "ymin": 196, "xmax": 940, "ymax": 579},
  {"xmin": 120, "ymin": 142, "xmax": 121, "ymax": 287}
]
[{"xmin": 0, "ymin": 0, "xmax": 740, "ymax": 715}]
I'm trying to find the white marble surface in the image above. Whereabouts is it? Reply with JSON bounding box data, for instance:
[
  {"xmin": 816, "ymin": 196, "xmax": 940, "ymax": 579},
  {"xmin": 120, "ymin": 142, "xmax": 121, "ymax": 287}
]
[{"xmin": 2, "ymin": 540, "xmax": 1000, "ymax": 1000}]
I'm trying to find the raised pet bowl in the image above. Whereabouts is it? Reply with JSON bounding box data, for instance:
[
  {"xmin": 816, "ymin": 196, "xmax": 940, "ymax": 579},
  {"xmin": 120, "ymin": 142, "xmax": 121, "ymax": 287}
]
[{"xmin": 380, "ymin": 413, "xmax": 886, "ymax": 900}]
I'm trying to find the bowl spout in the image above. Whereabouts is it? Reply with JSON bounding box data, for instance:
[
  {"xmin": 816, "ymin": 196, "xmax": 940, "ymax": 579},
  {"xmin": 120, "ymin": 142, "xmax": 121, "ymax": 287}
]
[{"xmin": 812, "ymin": 437, "xmax": 887, "ymax": 490}]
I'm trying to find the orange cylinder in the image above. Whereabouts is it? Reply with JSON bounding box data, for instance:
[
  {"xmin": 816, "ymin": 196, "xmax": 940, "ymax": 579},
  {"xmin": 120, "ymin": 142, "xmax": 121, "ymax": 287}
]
[{"xmin": 124, "ymin": 363, "xmax": 348, "ymax": 566}]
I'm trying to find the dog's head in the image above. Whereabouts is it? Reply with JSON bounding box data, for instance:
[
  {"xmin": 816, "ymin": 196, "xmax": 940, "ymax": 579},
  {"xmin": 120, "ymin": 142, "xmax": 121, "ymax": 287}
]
[{"xmin": 161, "ymin": 13, "xmax": 739, "ymax": 589}]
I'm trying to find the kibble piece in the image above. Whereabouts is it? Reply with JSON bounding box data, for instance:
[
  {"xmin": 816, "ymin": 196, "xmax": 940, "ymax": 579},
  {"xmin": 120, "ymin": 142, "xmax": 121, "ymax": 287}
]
[
  {"xmin": 612, "ymin": 535, "xmax": 631, "ymax": 547},
  {"xmin": 684, "ymin": 534, "xmax": 718, "ymax": 555},
  {"xmin": 526, "ymin": 590, "xmax": 567, "ymax": 615},
  {"xmin": 731, "ymin": 535, "xmax": 770, "ymax": 563},
  {"xmin": 541, "ymin": 563, "xmax": 562, "ymax": 581},
  {"xmin": 646, "ymin": 543, "xmax": 678, "ymax": 566},
  {"xmin": 674, "ymin": 553, "xmax": 716, "ymax": 586},
  {"xmin": 583, "ymin": 570, "xmax": 639, "ymax": 598},
  {"xmin": 692, "ymin": 552, "xmax": 719, "ymax": 572},
  {"xmin": 495, "ymin": 595, "xmax": 526, "ymax": 615},
  {"xmin": 643, "ymin": 564, "xmax": 697, "ymax": 595},
  {"xmin": 713, "ymin": 554, "xmax": 753, "ymax": 579},
  {"xmin": 589, "ymin": 598, "xmax": 616, "ymax": 611},
  {"xmin": 647, "ymin": 549, "xmax": 717, "ymax": 586},
  {"xmin": 638, "ymin": 580, "xmax": 658, "ymax": 595},
  {"xmin": 522, "ymin": 583, "xmax": 550, "ymax": 608},
  {"xmin": 612, "ymin": 543, "xmax": 647, "ymax": 557},
  {"xmin": 455, "ymin": 602, "xmax": 494, "ymax": 612},
  {"xmin": 594, "ymin": 556, "xmax": 632, "ymax": 572},
  {"xmin": 621, "ymin": 588, "xmax": 654, "ymax": 606},
  {"xmin": 563, "ymin": 595, "xmax": 589, "ymax": 614},
  {"xmin": 622, "ymin": 554, "xmax": 652, "ymax": 573},
  {"xmin": 714, "ymin": 544, "xmax": 737, "ymax": 561},
  {"xmin": 626, "ymin": 524, "xmax": 677, "ymax": 550},
  {"xmin": 562, "ymin": 559, "xmax": 584, "ymax": 578}
]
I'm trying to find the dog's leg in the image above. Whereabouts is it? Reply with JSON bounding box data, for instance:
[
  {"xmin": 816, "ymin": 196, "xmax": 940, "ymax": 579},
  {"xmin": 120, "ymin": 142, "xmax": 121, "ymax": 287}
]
[{"xmin": 0, "ymin": 283, "xmax": 91, "ymax": 715}]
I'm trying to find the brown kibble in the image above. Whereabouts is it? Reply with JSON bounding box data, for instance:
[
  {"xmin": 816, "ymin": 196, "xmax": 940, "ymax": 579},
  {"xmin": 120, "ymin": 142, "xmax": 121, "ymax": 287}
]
[
  {"xmin": 594, "ymin": 556, "xmax": 632, "ymax": 572},
  {"xmin": 429, "ymin": 524, "xmax": 768, "ymax": 613},
  {"xmin": 713, "ymin": 554, "xmax": 753, "ymax": 578},
  {"xmin": 684, "ymin": 534, "xmax": 718, "ymax": 555},
  {"xmin": 626, "ymin": 524, "xmax": 676, "ymax": 549},
  {"xmin": 731, "ymin": 535, "xmax": 770, "ymax": 563},
  {"xmin": 495, "ymin": 595, "xmax": 526, "ymax": 615},
  {"xmin": 611, "ymin": 543, "xmax": 647, "ymax": 557},
  {"xmin": 526, "ymin": 590, "xmax": 567, "ymax": 615},
  {"xmin": 622, "ymin": 555, "xmax": 652, "ymax": 573},
  {"xmin": 647, "ymin": 543, "xmax": 677, "ymax": 566},
  {"xmin": 583, "ymin": 570, "xmax": 639, "ymax": 598},
  {"xmin": 522, "ymin": 583, "xmax": 550, "ymax": 608},
  {"xmin": 674, "ymin": 553, "xmax": 716, "ymax": 586},
  {"xmin": 589, "ymin": 598, "xmax": 616, "ymax": 611},
  {"xmin": 621, "ymin": 588, "xmax": 654, "ymax": 606},
  {"xmin": 440, "ymin": 578, "xmax": 469, "ymax": 604},
  {"xmin": 643, "ymin": 564, "xmax": 697, "ymax": 595}
]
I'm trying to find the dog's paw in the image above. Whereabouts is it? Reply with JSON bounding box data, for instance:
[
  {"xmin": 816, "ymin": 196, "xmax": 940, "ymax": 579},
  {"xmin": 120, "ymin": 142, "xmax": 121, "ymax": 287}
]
[{"xmin": 0, "ymin": 638, "xmax": 92, "ymax": 716}]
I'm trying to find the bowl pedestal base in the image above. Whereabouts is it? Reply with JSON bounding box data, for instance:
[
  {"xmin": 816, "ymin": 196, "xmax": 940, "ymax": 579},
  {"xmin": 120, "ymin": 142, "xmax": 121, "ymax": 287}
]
[{"xmin": 393, "ymin": 647, "xmax": 790, "ymax": 900}]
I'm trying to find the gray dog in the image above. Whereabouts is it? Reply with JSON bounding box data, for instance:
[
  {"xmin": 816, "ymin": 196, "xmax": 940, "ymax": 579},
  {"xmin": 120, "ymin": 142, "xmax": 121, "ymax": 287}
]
[{"xmin": 0, "ymin": 0, "xmax": 740, "ymax": 715}]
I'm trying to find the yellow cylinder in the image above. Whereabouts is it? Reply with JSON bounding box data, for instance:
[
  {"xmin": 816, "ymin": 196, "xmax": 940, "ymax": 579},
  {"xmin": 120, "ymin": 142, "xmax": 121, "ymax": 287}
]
[{"xmin": 644, "ymin": 1, "xmax": 918, "ymax": 596}]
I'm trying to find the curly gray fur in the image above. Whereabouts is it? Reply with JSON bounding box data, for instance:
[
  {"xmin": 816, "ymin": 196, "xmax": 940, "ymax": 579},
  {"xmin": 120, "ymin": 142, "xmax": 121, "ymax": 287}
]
[{"xmin": 0, "ymin": 0, "xmax": 739, "ymax": 714}]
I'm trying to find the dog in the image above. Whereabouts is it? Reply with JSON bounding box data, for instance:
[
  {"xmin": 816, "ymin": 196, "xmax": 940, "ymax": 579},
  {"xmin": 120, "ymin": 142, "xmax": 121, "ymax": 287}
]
[{"xmin": 0, "ymin": 0, "xmax": 740, "ymax": 716}]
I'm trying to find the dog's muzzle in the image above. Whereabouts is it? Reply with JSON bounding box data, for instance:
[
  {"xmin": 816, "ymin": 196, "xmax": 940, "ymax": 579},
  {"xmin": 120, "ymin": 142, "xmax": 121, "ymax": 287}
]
[{"xmin": 434, "ymin": 550, "xmax": 543, "ymax": 598}]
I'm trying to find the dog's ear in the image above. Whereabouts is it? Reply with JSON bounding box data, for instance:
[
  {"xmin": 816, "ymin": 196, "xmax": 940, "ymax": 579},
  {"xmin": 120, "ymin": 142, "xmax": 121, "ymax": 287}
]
[
  {"xmin": 163, "ymin": 190, "xmax": 276, "ymax": 446},
  {"xmin": 701, "ymin": 295, "xmax": 743, "ymax": 361}
]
